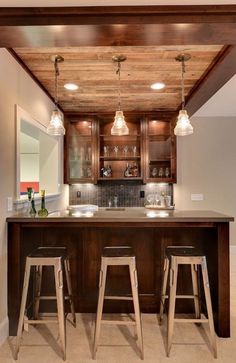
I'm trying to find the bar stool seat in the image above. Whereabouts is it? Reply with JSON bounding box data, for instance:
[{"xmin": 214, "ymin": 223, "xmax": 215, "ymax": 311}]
[
  {"xmin": 159, "ymin": 245, "xmax": 217, "ymax": 358},
  {"xmin": 15, "ymin": 246, "xmax": 76, "ymax": 361},
  {"xmin": 93, "ymin": 246, "xmax": 144, "ymax": 360}
]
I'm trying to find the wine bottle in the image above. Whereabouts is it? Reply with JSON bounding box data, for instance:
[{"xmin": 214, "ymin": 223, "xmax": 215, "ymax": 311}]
[
  {"xmin": 29, "ymin": 189, "xmax": 37, "ymax": 217},
  {"xmin": 38, "ymin": 190, "xmax": 48, "ymax": 217}
]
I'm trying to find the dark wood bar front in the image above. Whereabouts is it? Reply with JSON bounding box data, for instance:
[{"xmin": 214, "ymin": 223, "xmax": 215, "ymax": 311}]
[{"xmin": 7, "ymin": 209, "xmax": 233, "ymax": 337}]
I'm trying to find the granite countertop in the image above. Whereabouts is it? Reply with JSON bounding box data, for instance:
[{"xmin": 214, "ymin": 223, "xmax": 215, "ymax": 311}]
[{"xmin": 6, "ymin": 208, "xmax": 234, "ymax": 223}]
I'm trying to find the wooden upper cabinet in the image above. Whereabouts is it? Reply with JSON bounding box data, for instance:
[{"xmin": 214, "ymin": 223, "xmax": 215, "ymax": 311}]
[
  {"xmin": 64, "ymin": 115, "xmax": 98, "ymax": 184},
  {"xmin": 64, "ymin": 113, "xmax": 176, "ymax": 184},
  {"xmin": 143, "ymin": 117, "xmax": 176, "ymax": 183}
]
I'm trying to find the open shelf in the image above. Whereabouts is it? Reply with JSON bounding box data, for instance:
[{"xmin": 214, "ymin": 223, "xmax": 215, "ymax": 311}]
[{"xmin": 100, "ymin": 156, "xmax": 141, "ymax": 161}]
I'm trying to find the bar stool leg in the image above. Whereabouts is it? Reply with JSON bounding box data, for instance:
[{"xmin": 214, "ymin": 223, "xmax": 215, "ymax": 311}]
[
  {"xmin": 167, "ymin": 257, "xmax": 178, "ymax": 357},
  {"xmin": 33, "ymin": 265, "xmax": 43, "ymax": 320},
  {"xmin": 64, "ymin": 258, "xmax": 76, "ymax": 327},
  {"xmin": 159, "ymin": 257, "xmax": 169, "ymax": 324},
  {"xmin": 129, "ymin": 259, "xmax": 144, "ymax": 360},
  {"xmin": 15, "ymin": 258, "xmax": 31, "ymax": 360},
  {"xmin": 201, "ymin": 257, "xmax": 217, "ymax": 359},
  {"xmin": 191, "ymin": 264, "xmax": 201, "ymax": 319},
  {"xmin": 93, "ymin": 259, "xmax": 107, "ymax": 359},
  {"xmin": 54, "ymin": 259, "xmax": 66, "ymax": 361}
]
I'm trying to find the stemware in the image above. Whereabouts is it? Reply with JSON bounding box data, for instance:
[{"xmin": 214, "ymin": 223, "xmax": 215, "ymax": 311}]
[
  {"xmin": 132, "ymin": 145, "xmax": 137, "ymax": 156},
  {"xmin": 113, "ymin": 145, "xmax": 119, "ymax": 157},
  {"xmin": 158, "ymin": 167, "xmax": 164, "ymax": 178},
  {"xmin": 146, "ymin": 194, "xmax": 155, "ymax": 206},
  {"xmin": 123, "ymin": 145, "xmax": 129, "ymax": 157},
  {"xmin": 104, "ymin": 145, "xmax": 110, "ymax": 157},
  {"xmin": 165, "ymin": 167, "xmax": 170, "ymax": 178}
]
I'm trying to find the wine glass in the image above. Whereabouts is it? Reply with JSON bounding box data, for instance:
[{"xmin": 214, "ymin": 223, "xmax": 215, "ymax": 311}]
[
  {"xmin": 146, "ymin": 194, "xmax": 155, "ymax": 207},
  {"xmin": 104, "ymin": 145, "xmax": 109, "ymax": 157},
  {"xmin": 123, "ymin": 145, "xmax": 129, "ymax": 157},
  {"xmin": 154, "ymin": 194, "xmax": 160, "ymax": 206},
  {"xmin": 113, "ymin": 145, "xmax": 119, "ymax": 157},
  {"xmin": 165, "ymin": 167, "xmax": 170, "ymax": 178},
  {"xmin": 132, "ymin": 145, "xmax": 137, "ymax": 156},
  {"xmin": 158, "ymin": 167, "xmax": 164, "ymax": 178}
]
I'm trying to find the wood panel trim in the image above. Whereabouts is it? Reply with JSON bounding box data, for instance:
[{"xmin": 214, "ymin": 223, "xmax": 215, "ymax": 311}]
[
  {"xmin": 186, "ymin": 45, "xmax": 236, "ymax": 117},
  {"xmin": 7, "ymin": 48, "xmax": 64, "ymax": 113},
  {"xmin": 1, "ymin": 6, "xmax": 236, "ymax": 26}
]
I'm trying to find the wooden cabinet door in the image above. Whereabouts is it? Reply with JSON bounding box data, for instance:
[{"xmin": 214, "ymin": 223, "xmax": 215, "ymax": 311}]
[
  {"xmin": 64, "ymin": 115, "xmax": 98, "ymax": 184},
  {"xmin": 143, "ymin": 117, "xmax": 176, "ymax": 183}
]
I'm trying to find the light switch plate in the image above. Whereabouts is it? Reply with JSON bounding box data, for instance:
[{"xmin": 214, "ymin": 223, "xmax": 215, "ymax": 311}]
[{"xmin": 191, "ymin": 193, "xmax": 204, "ymax": 201}]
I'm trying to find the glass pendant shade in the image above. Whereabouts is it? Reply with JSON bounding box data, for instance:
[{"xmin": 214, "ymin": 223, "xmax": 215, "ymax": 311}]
[
  {"xmin": 111, "ymin": 55, "xmax": 129, "ymax": 136},
  {"xmin": 111, "ymin": 110, "xmax": 129, "ymax": 135},
  {"xmin": 47, "ymin": 109, "xmax": 65, "ymax": 136},
  {"xmin": 47, "ymin": 54, "xmax": 65, "ymax": 136},
  {"xmin": 174, "ymin": 109, "xmax": 193, "ymax": 136},
  {"xmin": 174, "ymin": 53, "xmax": 193, "ymax": 137}
]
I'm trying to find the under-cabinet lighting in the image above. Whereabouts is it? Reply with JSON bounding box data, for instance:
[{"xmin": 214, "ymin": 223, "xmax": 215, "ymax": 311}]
[
  {"xmin": 146, "ymin": 210, "xmax": 169, "ymax": 218},
  {"xmin": 72, "ymin": 211, "xmax": 94, "ymax": 218}
]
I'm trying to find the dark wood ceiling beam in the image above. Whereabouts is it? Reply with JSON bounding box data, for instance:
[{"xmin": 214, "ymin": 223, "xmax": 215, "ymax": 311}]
[
  {"xmin": 1, "ymin": 6, "xmax": 236, "ymax": 26},
  {"xmin": 186, "ymin": 45, "xmax": 236, "ymax": 117},
  {"xmin": 1, "ymin": 6, "xmax": 236, "ymax": 47}
]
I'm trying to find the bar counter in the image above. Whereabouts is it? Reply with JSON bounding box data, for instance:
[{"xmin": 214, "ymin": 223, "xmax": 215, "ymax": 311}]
[{"xmin": 7, "ymin": 208, "xmax": 234, "ymax": 337}]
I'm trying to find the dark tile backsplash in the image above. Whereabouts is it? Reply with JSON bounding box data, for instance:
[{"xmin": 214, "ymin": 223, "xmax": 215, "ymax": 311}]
[{"xmin": 69, "ymin": 181, "xmax": 173, "ymax": 207}]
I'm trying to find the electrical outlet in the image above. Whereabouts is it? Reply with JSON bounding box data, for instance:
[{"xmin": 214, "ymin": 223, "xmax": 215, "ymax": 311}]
[
  {"xmin": 7, "ymin": 197, "xmax": 13, "ymax": 212},
  {"xmin": 191, "ymin": 193, "xmax": 204, "ymax": 201},
  {"xmin": 77, "ymin": 191, "xmax": 81, "ymax": 198},
  {"xmin": 140, "ymin": 190, "xmax": 145, "ymax": 198}
]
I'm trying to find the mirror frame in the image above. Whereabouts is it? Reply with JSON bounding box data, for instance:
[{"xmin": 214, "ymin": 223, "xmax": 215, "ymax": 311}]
[{"xmin": 15, "ymin": 104, "xmax": 63, "ymax": 201}]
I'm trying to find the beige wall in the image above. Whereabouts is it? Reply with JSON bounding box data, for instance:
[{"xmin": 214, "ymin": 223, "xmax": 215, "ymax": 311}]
[
  {"xmin": 0, "ymin": 49, "xmax": 67, "ymax": 342},
  {"xmin": 175, "ymin": 116, "xmax": 236, "ymax": 245}
]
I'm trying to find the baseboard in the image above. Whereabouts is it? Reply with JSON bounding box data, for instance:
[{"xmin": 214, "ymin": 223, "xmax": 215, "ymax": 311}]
[
  {"xmin": 230, "ymin": 245, "xmax": 236, "ymax": 255},
  {"xmin": 0, "ymin": 316, "xmax": 9, "ymax": 346}
]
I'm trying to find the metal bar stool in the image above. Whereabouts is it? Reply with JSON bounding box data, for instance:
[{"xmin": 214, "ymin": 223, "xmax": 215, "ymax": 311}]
[
  {"xmin": 93, "ymin": 246, "xmax": 144, "ymax": 360},
  {"xmin": 159, "ymin": 246, "xmax": 217, "ymax": 358},
  {"xmin": 15, "ymin": 247, "xmax": 76, "ymax": 361}
]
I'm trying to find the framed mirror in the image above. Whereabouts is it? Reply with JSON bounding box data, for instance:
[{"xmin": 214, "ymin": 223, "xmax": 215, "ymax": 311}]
[{"xmin": 16, "ymin": 105, "xmax": 63, "ymax": 200}]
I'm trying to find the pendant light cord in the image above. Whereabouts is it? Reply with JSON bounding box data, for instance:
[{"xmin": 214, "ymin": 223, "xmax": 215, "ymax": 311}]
[
  {"xmin": 116, "ymin": 61, "xmax": 121, "ymax": 111},
  {"xmin": 54, "ymin": 59, "xmax": 60, "ymax": 107},
  {"xmin": 181, "ymin": 58, "xmax": 186, "ymax": 109}
]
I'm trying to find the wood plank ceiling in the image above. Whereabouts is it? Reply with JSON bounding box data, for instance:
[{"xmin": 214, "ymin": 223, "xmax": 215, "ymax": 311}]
[{"xmin": 13, "ymin": 45, "xmax": 223, "ymax": 113}]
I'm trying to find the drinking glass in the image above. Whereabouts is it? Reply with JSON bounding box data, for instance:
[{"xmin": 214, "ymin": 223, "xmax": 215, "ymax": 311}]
[
  {"xmin": 113, "ymin": 146, "xmax": 119, "ymax": 157},
  {"xmin": 165, "ymin": 167, "xmax": 170, "ymax": 178},
  {"xmin": 158, "ymin": 167, "xmax": 164, "ymax": 178},
  {"xmin": 132, "ymin": 145, "xmax": 137, "ymax": 156},
  {"xmin": 146, "ymin": 194, "xmax": 155, "ymax": 206},
  {"xmin": 123, "ymin": 145, "xmax": 129, "ymax": 157},
  {"xmin": 104, "ymin": 145, "xmax": 109, "ymax": 157}
]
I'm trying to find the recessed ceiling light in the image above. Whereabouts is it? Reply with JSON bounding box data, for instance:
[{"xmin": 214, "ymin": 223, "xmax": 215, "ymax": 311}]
[
  {"xmin": 64, "ymin": 83, "xmax": 79, "ymax": 91},
  {"xmin": 150, "ymin": 82, "xmax": 165, "ymax": 90}
]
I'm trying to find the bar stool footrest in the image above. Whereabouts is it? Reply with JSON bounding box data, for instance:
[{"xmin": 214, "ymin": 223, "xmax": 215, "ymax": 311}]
[{"xmin": 104, "ymin": 295, "xmax": 133, "ymax": 301}]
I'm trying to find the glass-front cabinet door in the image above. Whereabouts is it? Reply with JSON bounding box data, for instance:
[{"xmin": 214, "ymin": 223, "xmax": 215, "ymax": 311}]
[
  {"xmin": 65, "ymin": 116, "xmax": 98, "ymax": 183},
  {"xmin": 143, "ymin": 117, "xmax": 176, "ymax": 183}
]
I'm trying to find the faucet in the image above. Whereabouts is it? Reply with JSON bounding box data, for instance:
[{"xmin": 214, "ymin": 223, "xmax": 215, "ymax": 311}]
[{"xmin": 114, "ymin": 196, "xmax": 118, "ymax": 208}]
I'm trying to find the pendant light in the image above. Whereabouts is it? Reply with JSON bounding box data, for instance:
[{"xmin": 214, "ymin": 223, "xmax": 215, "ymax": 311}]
[
  {"xmin": 111, "ymin": 55, "xmax": 129, "ymax": 136},
  {"xmin": 174, "ymin": 54, "xmax": 193, "ymax": 136},
  {"xmin": 47, "ymin": 55, "xmax": 65, "ymax": 136}
]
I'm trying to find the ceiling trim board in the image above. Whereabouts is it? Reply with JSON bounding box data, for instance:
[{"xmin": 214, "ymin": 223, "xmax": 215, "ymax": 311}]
[
  {"xmin": 185, "ymin": 45, "xmax": 236, "ymax": 117},
  {"xmin": 7, "ymin": 48, "xmax": 64, "ymax": 113}
]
